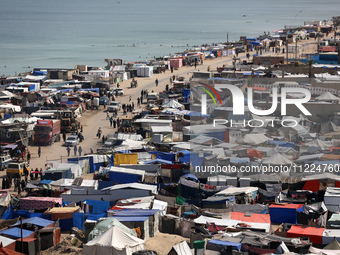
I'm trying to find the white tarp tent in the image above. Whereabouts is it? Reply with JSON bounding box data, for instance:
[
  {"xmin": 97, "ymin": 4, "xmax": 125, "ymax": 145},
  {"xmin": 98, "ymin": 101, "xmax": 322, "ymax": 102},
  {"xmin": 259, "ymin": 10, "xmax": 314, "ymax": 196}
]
[
  {"xmin": 83, "ymin": 226, "xmax": 144, "ymax": 255},
  {"xmin": 316, "ymin": 92, "xmax": 340, "ymax": 102},
  {"xmin": 325, "ymin": 187, "xmax": 340, "ymax": 213},
  {"xmin": 262, "ymin": 153, "xmax": 292, "ymax": 165},
  {"xmin": 241, "ymin": 133, "xmax": 270, "ymax": 145},
  {"xmin": 162, "ymin": 99, "xmax": 184, "ymax": 109}
]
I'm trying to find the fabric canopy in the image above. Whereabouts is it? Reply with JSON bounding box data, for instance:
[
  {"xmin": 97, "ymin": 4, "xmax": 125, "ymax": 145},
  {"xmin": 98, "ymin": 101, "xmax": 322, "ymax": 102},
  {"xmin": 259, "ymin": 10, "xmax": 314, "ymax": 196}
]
[
  {"xmin": 262, "ymin": 153, "xmax": 292, "ymax": 165},
  {"xmin": 83, "ymin": 226, "xmax": 144, "ymax": 255},
  {"xmin": 316, "ymin": 92, "xmax": 340, "ymax": 101},
  {"xmin": 287, "ymin": 225, "xmax": 325, "ymax": 244}
]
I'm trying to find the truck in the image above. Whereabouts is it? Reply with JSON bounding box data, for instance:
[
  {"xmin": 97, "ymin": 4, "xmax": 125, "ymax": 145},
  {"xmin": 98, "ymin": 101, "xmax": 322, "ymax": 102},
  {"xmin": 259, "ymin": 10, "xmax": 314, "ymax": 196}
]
[
  {"xmin": 34, "ymin": 119, "xmax": 61, "ymax": 145},
  {"xmin": 0, "ymin": 151, "xmax": 12, "ymax": 171},
  {"xmin": 60, "ymin": 110, "xmax": 80, "ymax": 133}
]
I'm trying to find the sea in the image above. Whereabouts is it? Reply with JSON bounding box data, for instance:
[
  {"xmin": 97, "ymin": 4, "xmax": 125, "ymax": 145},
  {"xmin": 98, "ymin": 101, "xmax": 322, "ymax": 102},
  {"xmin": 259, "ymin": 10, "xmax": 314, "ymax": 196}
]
[{"xmin": 1, "ymin": 0, "xmax": 340, "ymax": 76}]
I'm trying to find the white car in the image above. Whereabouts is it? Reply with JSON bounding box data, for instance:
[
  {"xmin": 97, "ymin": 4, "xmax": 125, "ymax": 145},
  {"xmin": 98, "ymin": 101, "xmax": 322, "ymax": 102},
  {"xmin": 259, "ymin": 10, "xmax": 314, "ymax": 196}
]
[
  {"xmin": 65, "ymin": 135, "xmax": 80, "ymax": 146},
  {"xmin": 108, "ymin": 101, "xmax": 121, "ymax": 112},
  {"xmin": 112, "ymin": 88, "xmax": 124, "ymax": 96}
]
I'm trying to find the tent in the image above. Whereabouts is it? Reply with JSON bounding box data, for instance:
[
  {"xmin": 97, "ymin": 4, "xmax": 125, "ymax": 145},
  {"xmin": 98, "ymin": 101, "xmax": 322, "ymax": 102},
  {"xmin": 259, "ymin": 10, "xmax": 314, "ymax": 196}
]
[
  {"xmin": 88, "ymin": 218, "xmax": 137, "ymax": 242},
  {"xmin": 241, "ymin": 133, "xmax": 270, "ymax": 145},
  {"xmin": 262, "ymin": 153, "xmax": 292, "ymax": 165},
  {"xmin": 316, "ymin": 92, "xmax": 340, "ymax": 102},
  {"xmin": 230, "ymin": 212, "xmax": 270, "ymax": 224},
  {"xmin": 168, "ymin": 241, "xmax": 192, "ymax": 255},
  {"xmin": 325, "ymin": 187, "xmax": 340, "ymax": 213},
  {"xmin": 269, "ymin": 204, "xmax": 303, "ymax": 224},
  {"xmin": 83, "ymin": 226, "xmax": 144, "ymax": 255},
  {"xmin": 287, "ymin": 225, "xmax": 325, "ymax": 244},
  {"xmin": 162, "ymin": 99, "xmax": 184, "ymax": 109},
  {"xmin": 309, "ymin": 238, "xmax": 340, "ymax": 255}
]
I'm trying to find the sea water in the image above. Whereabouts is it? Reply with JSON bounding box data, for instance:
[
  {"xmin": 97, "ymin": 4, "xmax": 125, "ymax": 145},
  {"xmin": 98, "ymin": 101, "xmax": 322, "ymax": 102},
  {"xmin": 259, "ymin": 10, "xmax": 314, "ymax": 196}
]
[{"xmin": 1, "ymin": 0, "xmax": 340, "ymax": 76}]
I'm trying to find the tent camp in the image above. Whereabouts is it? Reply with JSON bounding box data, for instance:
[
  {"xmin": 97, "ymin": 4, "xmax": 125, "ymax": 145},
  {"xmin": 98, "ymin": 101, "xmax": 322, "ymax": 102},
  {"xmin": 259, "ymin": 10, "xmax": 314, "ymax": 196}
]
[
  {"xmin": 269, "ymin": 204, "xmax": 303, "ymax": 224},
  {"xmin": 309, "ymin": 238, "xmax": 340, "ymax": 255},
  {"xmin": 83, "ymin": 226, "xmax": 144, "ymax": 255}
]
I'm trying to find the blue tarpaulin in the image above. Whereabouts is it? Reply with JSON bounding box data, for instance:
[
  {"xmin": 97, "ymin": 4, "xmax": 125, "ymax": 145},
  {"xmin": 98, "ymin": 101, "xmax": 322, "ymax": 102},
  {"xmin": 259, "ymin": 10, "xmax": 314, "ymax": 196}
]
[
  {"xmin": 208, "ymin": 239, "xmax": 242, "ymax": 250},
  {"xmin": 144, "ymin": 159, "xmax": 172, "ymax": 164},
  {"xmin": 85, "ymin": 200, "xmax": 110, "ymax": 214},
  {"xmin": 111, "ymin": 216, "xmax": 149, "ymax": 222},
  {"xmin": 73, "ymin": 212, "xmax": 85, "ymax": 230},
  {"xmin": 270, "ymin": 205, "xmax": 303, "ymax": 224},
  {"xmin": 109, "ymin": 172, "xmax": 141, "ymax": 184},
  {"xmin": 0, "ymin": 228, "xmax": 34, "ymax": 238},
  {"xmin": 12, "ymin": 217, "xmax": 54, "ymax": 228},
  {"xmin": 177, "ymin": 150, "xmax": 199, "ymax": 163},
  {"xmin": 86, "ymin": 212, "xmax": 107, "ymax": 221},
  {"xmin": 40, "ymin": 180, "xmax": 53, "ymax": 184},
  {"xmin": 149, "ymin": 151, "xmax": 175, "ymax": 162},
  {"xmin": 98, "ymin": 181, "xmax": 117, "ymax": 190},
  {"xmin": 183, "ymin": 89, "xmax": 191, "ymax": 103},
  {"xmin": 59, "ymin": 218, "xmax": 73, "ymax": 231},
  {"xmin": 268, "ymin": 140, "xmax": 295, "ymax": 148}
]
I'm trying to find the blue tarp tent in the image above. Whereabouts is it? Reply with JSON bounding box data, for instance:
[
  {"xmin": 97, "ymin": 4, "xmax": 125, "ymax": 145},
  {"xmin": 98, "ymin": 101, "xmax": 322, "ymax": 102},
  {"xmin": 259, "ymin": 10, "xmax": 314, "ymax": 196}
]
[
  {"xmin": 12, "ymin": 217, "xmax": 54, "ymax": 228},
  {"xmin": 0, "ymin": 228, "xmax": 34, "ymax": 238},
  {"xmin": 109, "ymin": 171, "xmax": 142, "ymax": 184},
  {"xmin": 268, "ymin": 140, "xmax": 295, "ymax": 148},
  {"xmin": 84, "ymin": 200, "xmax": 110, "ymax": 214},
  {"xmin": 183, "ymin": 89, "xmax": 190, "ymax": 103},
  {"xmin": 149, "ymin": 151, "xmax": 175, "ymax": 162},
  {"xmin": 269, "ymin": 204, "xmax": 304, "ymax": 224},
  {"xmin": 177, "ymin": 150, "xmax": 199, "ymax": 163},
  {"xmin": 86, "ymin": 212, "xmax": 107, "ymax": 221},
  {"xmin": 73, "ymin": 212, "xmax": 85, "ymax": 230}
]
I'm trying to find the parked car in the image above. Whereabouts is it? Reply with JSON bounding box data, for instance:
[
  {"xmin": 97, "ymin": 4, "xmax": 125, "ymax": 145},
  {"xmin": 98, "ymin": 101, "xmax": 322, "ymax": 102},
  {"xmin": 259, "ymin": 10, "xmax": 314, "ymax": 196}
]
[
  {"xmin": 112, "ymin": 88, "xmax": 124, "ymax": 96},
  {"xmin": 108, "ymin": 101, "xmax": 121, "ymax": 112},
  {"xmin": 99, "ymin": 96, "xmax": 110, "ymax": 105},
  {"xmin": 65, "ymin": 135, "xmax": 80, "ymax": 146}
]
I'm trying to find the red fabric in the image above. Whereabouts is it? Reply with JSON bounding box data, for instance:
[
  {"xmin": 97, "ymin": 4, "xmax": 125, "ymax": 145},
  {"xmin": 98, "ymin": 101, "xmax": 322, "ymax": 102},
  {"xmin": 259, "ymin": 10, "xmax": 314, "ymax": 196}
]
[
  {"xmin": 231, "ymin": 212, "xmax": 270, "ymax": 224},
  {"xmin": 20, "ymin": 197, "xmax": 62, "ymax": 210},
  {"xmin": 252, "ymin": 86, "xmax": 266, "ymax": 91},
  {"xmin": 287, "ymin": 225, "xmax": 325, "ymax": 244},
  {"xmin": 303, "ymin": 180, "xmax": 320, "ymax": 192},
  {"xmin": 336, "ymin": 181, "xmax": 340, "ymax": 188},
  {"xmin": 269, "ymin": 204, "xmax": 303, "ymax": 210},
  {"xmin": 246, "ymin": 149, "xmax": 262, "ymax": 159}
]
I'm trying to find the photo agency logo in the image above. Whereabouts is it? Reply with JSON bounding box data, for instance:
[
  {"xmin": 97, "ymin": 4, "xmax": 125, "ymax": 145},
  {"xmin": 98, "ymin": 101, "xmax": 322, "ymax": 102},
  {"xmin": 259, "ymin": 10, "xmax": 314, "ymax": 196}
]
[{"xmin": 197, "ymin": 83, "xmax": 312, "ymax": 128}]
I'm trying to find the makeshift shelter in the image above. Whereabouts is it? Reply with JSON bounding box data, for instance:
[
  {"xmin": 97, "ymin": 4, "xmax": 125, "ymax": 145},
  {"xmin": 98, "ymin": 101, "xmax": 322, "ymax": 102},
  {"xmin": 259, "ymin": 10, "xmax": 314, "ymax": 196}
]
[
  {"xmin": 110, "ymin": 216, "xmax": 150, "ymax": 240},
  {"xmin": 0, "ymin": 228, "xmax": 35, "ymax": 240},
  {"xmin": 109, "ymin": 167, "xmax": 145, "ymax": 184},
  {"xmin": 327, "ymin": 213, "xmax": 340, "ymax": 229},
  {"xmin": 316, "ymin": 92, "xmax": 340, "ymax": 102},
  {"xmin": 325, "ymin": 187, "xmax": 340, "ymax": 213},
  {"xmin": 269, "ymin": 204, "xmax": 303, "ymax": 224},
  {"xmin": 11, "ymin": 217, "xmax": 55, "ymax": 229},
  {"xmin": 309, "ymin": 238, "xmax": 340, "ymax": 255},
  {"xmin": 88, "ymin": 218, "xmax": 137, "ymax": 242},
  {"xmin": 83, "ymin": 226, "xmax": 144, "ymax": 255},
  {"xmin": 262, "ymin": 153, "xmax": 292, "ymax": 165},
  {"xmin": 323, "ymin": 229, "xmax": 340, "ymax": 244},
  {"xmin": 168, "ymin": 241, "xmax": 192, "ymax": 255},
  {"xmin": 20, "ymin": 197, "xmax": 62, "ymax": 210},
  {"xmin": 241, "ymin": 133, "xmax": 270, "ymax": 145},
  {"xmin": 287, "ymin": 225, "xmax": 325, "ymax": 244},
  {"xmin": 230, "ymin": 212, "xmax": 270, "ymax": 225}
]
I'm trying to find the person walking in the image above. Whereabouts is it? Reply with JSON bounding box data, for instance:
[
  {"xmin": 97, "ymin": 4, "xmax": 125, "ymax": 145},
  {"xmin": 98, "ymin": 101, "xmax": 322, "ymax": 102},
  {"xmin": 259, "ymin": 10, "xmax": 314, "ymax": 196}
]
[
  {"xmin": 66, "ymin": 146, "xmax": 71, "ymax": 157},
  {"xmin": 97, "ymin": 127, "xmax": 102, "ymax": 139},
  {"xmin": 38, "ymin": 146, "xmax": 41, "ymax": 158},
  {"xmin": 62, "ymin": 131, "xmax": 66, "ymax": 142},
  {"xmin": 74, "ymin": 145, "xmax": 77, "ymax": 156},
  {"xmin": 137, "ymin": 97, "xmax": 140, "ymax": 106},
  {"xmin": 113, "ymin": 119, "xmax": 117, "ymax": 129},
  {"xmin": 109, "ymin": 116, "xmax": 113, "ymax": 127},
  {"xmin": 155, "ymin": 78, "xmax": 158, "ymax": 87},
  {"xmin": 78, "ymin": 146, "xmax": 82, "ymax": 156},
  {"xmin": 27, "ymin": 151, "xmax": 31, "ymax": 164},
  {"xmin": 129, "ymin": 96, "xmax": 131, "ymax": 102}
]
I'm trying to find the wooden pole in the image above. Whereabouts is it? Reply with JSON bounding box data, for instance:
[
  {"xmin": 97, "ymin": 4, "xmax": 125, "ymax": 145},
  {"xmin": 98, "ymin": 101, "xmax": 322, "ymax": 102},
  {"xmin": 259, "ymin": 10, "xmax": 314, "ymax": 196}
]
[{"xmin": 20, "ymin": 217, "xmax": 23, "ymax": 253}]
